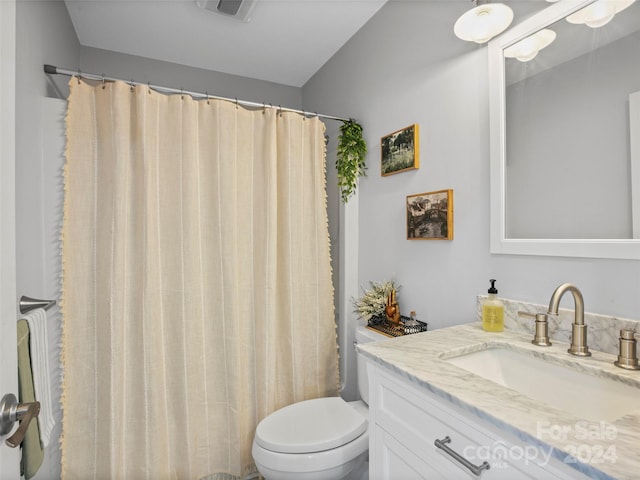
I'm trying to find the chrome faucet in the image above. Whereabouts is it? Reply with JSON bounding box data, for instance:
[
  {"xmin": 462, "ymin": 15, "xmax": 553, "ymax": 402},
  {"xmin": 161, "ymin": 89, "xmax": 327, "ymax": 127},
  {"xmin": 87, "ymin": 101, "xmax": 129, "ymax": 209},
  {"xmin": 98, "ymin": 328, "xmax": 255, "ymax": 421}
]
[{"xmin": 547, "ymin": 283, "xmax": 591, "ymax": 357}]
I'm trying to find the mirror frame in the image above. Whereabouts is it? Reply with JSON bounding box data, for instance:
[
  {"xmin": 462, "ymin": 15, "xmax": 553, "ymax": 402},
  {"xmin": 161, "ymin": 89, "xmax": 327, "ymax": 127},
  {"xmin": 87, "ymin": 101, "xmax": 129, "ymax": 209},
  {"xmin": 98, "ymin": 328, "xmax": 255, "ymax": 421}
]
[{"xmin": 489, "ymin": 0, "xmax": 640, "ymax": 260}]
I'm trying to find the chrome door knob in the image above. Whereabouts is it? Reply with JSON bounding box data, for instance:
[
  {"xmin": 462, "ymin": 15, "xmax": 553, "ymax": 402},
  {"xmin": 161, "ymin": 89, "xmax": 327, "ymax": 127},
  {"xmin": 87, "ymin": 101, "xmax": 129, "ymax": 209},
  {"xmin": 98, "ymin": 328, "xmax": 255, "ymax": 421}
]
[{"xmin": 0, "ymin": 393, "xmax": 40, "ymax": 448}]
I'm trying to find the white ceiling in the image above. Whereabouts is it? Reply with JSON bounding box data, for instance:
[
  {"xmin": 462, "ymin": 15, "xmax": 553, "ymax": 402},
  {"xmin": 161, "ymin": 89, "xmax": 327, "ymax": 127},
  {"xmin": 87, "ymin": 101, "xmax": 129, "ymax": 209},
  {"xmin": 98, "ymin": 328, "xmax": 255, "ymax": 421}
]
[{"xmin": 64, "ymin": 0, "xmax": 389, "ymax": 87}]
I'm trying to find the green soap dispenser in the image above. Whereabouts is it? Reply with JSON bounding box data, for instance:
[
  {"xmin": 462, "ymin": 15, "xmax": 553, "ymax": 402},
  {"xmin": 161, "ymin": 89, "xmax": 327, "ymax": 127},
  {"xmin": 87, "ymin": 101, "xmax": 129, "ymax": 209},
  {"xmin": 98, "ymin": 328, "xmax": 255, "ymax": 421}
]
[{"xmin": 482, "ymin": 279, "xmax": 504, "ymax": 332}]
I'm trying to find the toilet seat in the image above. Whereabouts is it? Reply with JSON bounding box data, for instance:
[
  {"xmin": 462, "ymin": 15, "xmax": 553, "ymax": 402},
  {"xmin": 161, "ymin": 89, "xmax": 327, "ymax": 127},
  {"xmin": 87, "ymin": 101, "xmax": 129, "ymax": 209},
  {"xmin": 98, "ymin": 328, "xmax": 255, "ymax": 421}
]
[
  {"xmin": 254, "ymin": 397, "xmax": 367, "ymax": 454},
  {"xmin": 252, "ymin": 325, "xmax": 386, "ymax": 479},
  {"xmin": 252, "ymin": 399, "xmax": 369, "ymax": 478}
]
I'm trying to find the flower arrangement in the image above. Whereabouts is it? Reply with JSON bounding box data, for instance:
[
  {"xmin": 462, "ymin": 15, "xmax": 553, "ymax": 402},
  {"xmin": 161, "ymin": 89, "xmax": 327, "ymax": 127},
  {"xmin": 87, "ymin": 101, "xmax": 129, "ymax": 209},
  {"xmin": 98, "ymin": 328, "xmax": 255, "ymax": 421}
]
[{"xmin": 353, "ymin": 279, "xmax": 400, "ymax": 321}]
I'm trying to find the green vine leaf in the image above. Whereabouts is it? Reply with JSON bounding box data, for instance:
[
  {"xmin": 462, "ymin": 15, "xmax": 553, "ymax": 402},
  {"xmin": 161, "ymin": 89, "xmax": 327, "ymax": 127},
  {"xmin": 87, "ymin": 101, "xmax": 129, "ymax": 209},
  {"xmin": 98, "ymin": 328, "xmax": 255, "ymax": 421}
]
[{"xmin": 336, "ymin": 119, "xmax": 367, "ymax": 203}]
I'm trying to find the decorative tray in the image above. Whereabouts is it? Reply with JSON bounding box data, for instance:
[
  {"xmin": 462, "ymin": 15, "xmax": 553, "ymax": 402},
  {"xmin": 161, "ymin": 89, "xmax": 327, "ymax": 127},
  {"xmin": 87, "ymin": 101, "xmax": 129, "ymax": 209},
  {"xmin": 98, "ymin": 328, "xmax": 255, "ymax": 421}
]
[{"xmin": 366, "ymin": 315, "xmax": 428, "ymax": 338}]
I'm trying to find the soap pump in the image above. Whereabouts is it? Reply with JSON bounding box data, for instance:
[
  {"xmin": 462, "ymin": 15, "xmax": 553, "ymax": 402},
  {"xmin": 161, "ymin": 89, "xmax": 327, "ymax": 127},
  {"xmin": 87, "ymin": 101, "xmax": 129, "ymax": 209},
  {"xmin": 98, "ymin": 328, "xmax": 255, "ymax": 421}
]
[{"xmin": 482, "ymin": 279, "xmax": 504, "ymax": 332}]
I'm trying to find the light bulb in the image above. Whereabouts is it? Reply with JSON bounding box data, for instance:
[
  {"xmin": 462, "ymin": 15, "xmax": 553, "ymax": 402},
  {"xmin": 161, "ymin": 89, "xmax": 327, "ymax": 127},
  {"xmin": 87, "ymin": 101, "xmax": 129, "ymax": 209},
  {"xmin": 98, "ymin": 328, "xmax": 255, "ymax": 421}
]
[
  {"xmin": 512, "ymin": 37, "xmax": 539, "ymax": 60},
  {"xmin": 454, "ymin": 2, "xmax": 514, "ymax": 44},
  {"xmin": 567, "ymin": 0, "xmax": 636, "ymax": 28},
  {"xmin": 585, "ymin": 14, "xmax": 615, "ymax": 27},
  {"xmin": 504, "ymin": 29, "xmax": 556, "ymax": 62},
  {"xmin": 469, "ymin": 8, "xmax": 498, "ymax": 43},
  {"xmin": 584, "ymin": 0, "xmax": 616, "ymax": 26}
]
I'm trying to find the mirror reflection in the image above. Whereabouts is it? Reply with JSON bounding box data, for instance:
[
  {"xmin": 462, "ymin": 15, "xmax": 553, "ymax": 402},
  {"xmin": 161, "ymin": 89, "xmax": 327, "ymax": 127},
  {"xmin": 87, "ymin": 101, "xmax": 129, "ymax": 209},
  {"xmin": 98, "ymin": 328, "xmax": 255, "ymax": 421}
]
[{"xmin": 504, "ymin": 0, "xmax": 640, "ymax": 240}]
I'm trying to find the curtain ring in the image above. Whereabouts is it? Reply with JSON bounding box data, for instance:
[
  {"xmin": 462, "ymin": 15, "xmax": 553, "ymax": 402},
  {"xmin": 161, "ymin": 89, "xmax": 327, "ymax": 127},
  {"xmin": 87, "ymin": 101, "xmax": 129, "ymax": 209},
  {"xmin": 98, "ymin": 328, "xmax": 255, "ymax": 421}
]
[
  {"xmin": 278, "ymin": 105, "xmax": 282, "ymax": 117},
  {"xmin": 235, "ymin": 97, "xmax": 239, "ymax": 109},
  {"xmin": 130, "ymin": 80, "xmax": 135, "ymax": 92},
  {"xmin": 181, "ymin": 88, "xmax": 184, "ymax": 100},
  {"xmin": 76, "ymin": 70, "xmax": 81, "ymax": 85},
  {"xmin": 147, "ymin": 82, "xmax": 151, "ymax": 94},
  {"xmin": 101, "ymin": 74, "xmax": 106, "ymax": 89},
  {"xmin": 206, "ymin": 92, "xmax": 210, "ymax": 105},
  {"xmin": 302, "ymin": 109, "xmax": 306, "ymax": 120},
  {"xmin": 262, "ymin": 102, "xmax": 266, "ymax": 114}
]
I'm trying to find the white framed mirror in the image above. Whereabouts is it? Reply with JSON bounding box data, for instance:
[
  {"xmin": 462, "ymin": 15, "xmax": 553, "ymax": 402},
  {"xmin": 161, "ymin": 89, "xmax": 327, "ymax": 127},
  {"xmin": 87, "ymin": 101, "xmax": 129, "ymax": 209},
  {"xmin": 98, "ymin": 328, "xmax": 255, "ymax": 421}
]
[{"xmin": 489, "ymin": 0, "xmax": 640, "ymax": 259}]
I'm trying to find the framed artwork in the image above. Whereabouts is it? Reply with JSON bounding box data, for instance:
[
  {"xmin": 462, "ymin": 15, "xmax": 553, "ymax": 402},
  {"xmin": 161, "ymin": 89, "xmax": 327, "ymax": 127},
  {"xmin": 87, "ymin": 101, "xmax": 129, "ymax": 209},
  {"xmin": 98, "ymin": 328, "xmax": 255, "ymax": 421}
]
[
  {"xmin": 406, "ymin": 189, "xmax": 453, "ymax": 240},
  {"xmin": 381, "ymin": 124, "xmax": 419, "ymax": 176}
]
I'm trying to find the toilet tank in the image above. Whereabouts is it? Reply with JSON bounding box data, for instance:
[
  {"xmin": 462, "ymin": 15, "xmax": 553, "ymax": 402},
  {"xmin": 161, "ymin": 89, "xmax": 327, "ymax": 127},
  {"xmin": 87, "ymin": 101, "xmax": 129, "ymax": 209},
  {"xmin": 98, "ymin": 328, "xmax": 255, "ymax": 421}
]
[{"xmin": 355, "ymin": 324, "xmax": 388, "ymax": 405}]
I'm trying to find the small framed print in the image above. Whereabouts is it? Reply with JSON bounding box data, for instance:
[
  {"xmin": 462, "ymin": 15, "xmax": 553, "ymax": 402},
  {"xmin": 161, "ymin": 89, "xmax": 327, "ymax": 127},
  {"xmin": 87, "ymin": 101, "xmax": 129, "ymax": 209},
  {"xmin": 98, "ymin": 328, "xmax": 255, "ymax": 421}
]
[
  {"xmin": 407, "ymin": 189, "xmax": 453, "ymax": 240},
  {"xmin": 381, "ymin": 124, "xmax": 419, "ymax": 176}
]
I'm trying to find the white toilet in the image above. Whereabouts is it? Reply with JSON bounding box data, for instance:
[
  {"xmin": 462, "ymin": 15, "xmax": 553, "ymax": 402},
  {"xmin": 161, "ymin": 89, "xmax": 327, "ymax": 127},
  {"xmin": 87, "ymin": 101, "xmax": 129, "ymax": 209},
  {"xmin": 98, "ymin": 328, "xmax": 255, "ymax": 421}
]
[{"xmin": 251, "ymin": 323, "xmax": 388, "ymax": 480}]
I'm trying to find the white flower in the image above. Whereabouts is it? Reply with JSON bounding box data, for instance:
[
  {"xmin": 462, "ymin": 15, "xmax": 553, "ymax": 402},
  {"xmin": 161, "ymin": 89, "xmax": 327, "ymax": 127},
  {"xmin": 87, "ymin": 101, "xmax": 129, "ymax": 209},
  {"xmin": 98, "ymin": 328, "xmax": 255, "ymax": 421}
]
[{"xmin": 353, "ymin": 279, "xmax": 400, "ymax": 321}]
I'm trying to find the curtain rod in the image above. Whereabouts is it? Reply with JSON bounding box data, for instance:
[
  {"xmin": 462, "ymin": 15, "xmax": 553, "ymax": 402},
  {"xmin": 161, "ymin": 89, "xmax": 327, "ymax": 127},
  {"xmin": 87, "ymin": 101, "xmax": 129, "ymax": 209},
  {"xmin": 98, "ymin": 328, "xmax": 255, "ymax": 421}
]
[{"xmin": 44, "ymin": 64, "xmax": 350, "ymax": 123}]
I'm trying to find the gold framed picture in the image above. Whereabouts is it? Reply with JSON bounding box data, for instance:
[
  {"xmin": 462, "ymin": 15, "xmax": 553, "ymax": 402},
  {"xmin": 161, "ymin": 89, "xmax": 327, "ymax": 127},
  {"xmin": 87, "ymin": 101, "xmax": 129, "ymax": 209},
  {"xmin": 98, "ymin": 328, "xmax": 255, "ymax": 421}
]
[
  {"xmin": 406, "ymin": 189, "xmax": 453, "ymax": 240},
  {"xmin": 381, "ymin": 124, "xmax": 419, "ymax": 176}
]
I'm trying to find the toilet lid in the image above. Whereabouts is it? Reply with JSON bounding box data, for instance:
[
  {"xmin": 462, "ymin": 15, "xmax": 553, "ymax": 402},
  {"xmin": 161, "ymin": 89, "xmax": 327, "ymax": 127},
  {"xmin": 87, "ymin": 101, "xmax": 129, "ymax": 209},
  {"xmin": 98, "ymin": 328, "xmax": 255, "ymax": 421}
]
[{"xmin": 254, "ymin": 397, "xmax": 367, "ymax": 454}]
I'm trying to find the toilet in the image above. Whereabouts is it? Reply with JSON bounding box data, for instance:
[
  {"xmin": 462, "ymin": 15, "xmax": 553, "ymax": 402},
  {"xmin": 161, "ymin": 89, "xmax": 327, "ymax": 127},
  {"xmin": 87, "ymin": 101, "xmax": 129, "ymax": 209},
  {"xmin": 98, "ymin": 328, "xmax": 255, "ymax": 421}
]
[{"xmin": 251, "ymin": 323, "xmax": 388, "ymax": 480}]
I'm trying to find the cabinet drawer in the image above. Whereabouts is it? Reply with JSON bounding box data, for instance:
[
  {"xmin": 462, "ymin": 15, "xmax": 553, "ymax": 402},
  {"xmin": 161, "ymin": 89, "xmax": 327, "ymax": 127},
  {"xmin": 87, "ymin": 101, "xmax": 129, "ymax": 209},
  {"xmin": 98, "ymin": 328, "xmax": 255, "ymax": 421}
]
[
  {"xmin": 373, "ymin": 425, "xmax": 442, "ymax": 479},
  {"xmin": 369, "ymin": 363, "xmax": 587, "ymax": 479}
]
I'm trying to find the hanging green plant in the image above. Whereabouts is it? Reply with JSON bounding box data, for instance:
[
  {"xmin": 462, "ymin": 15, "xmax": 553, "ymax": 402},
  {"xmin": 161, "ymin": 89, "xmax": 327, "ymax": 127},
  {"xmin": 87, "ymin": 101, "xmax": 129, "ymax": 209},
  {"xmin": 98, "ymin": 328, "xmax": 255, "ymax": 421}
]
[{"xmin": 336, "ymin": 119, "xmax": 367, "ymax": 203}]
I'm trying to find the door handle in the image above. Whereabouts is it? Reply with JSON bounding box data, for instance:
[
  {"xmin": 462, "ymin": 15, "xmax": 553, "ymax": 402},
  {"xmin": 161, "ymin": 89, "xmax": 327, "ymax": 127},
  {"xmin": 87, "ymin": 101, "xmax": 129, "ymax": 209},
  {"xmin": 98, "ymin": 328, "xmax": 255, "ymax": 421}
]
[{"xmin": 0, "ymin": 393, "xmax": 40, "ymax": 448}]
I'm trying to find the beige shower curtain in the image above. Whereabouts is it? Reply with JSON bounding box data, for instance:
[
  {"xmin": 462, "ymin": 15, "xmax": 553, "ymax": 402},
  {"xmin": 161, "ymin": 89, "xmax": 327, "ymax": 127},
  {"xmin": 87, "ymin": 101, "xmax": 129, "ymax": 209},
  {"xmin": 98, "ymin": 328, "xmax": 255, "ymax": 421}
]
[{"xmin": 61, "ymin": 79, "xmax": 339, "ymax": 479}]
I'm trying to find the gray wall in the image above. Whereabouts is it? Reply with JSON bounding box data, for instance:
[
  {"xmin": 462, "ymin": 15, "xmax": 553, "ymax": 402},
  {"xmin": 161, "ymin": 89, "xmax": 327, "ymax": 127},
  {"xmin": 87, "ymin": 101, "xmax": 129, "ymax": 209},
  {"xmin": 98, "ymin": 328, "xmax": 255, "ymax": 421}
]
[
  {"xmin": 79, "ymin": 46, "xmax": 302, "ymax": 109},
  {"xmin": 506, "ymin": 30, "xmax": 640, "ymax": 239},
  {"xmin": 16, "ymin": 0, "xmax": 79, "ymax": 303},
  {"xmin": 16, "ymin": 4, "xmax": 80, "ymax": 477},
  {"xmin": 303, "ymin": 1, "xmax": 640, "ymax": 399},
  {"xmin": 304, "ymin": 0, "xmax": 492, "ymax": 399}
]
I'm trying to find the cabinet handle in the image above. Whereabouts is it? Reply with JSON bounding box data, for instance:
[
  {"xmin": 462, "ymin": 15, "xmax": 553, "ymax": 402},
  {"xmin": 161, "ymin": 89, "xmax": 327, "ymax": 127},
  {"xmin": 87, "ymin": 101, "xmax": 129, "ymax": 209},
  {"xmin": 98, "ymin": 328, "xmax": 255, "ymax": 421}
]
[{"xmin": 434, "ymin": 436, "xmax": 490, "ymax": 477}]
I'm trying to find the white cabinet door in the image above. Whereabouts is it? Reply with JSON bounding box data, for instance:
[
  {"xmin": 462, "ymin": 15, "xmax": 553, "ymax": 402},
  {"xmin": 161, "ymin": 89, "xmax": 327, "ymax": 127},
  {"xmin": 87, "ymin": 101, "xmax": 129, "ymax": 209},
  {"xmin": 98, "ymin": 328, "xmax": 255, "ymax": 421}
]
[
  {"xmin": 373, "ymin": 425, "xmax": 478, "ymax": 480},
  {"xmin": 373, "ymin": 425, "xmax": 494, "ymax": 480},
  {"xmin": 368, "ymin": 363, "xmax": 588, "ymax": 480},
  {"xmin": 373, "ymin": 426, "xmax": 429, "ymax": 479}
]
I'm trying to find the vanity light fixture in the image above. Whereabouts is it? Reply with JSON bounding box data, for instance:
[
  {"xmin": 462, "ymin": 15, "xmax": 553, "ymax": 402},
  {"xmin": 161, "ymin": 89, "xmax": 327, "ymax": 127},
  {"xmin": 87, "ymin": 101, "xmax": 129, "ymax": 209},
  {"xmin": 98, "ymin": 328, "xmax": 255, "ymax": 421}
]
[
  {"xmin": 454, "ymin": 0, "xmax": 514, "ymax": 44},
  {"xmin": 565, "ymin": 0, "xmax": 636, "ymax": 28},
  {"xmin": 504, "ymin": 28, "xmax": 556, "ymax": 62}
]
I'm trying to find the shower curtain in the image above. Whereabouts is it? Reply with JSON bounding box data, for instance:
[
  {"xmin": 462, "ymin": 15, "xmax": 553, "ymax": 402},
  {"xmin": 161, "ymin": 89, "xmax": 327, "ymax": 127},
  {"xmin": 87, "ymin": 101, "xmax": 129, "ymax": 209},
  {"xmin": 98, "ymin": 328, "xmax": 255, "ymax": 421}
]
[{"xmin": 61, "ymin": 79, "xmax": 339, "ymax": 479}]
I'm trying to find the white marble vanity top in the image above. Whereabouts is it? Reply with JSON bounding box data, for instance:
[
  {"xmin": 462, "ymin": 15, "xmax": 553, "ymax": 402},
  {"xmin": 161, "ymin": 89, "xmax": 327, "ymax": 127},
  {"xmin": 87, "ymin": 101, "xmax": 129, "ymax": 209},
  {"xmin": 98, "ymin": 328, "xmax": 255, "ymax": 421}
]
[{"xmin": 357, "ymin": 322, "xmax": 640, "ymax": 480}]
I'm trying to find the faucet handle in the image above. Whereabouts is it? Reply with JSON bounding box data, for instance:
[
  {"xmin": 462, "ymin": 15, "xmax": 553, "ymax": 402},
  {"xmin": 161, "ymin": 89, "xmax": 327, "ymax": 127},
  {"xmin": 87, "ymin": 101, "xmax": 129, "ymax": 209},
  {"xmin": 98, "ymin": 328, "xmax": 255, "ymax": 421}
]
[
  {"xmin": 568, "ymin": 323, "xmax": 591, "ymax": 357},
  {"xmin": 517, "ymin": 311, "xmax": 552, "ymax": 347},
  {"xmin": 614, "ymin": 330, "xmax": 640, "ymax": 370}
]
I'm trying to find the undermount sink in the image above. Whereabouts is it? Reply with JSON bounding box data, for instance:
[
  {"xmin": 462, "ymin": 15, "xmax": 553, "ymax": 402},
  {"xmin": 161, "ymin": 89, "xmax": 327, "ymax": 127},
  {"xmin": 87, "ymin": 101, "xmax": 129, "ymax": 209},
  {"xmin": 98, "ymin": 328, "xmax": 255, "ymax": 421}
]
[{"xmin": 444, "ymin": 346, "xmax": 640, "ymax": 422}]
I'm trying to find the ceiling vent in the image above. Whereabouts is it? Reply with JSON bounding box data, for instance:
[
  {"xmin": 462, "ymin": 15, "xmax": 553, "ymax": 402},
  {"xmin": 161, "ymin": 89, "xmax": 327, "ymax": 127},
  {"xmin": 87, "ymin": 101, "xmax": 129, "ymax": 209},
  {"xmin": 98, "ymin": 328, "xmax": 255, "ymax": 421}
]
[{"xmin": 195, "ymin": 0, "xmax": 258, "ymax": 22}]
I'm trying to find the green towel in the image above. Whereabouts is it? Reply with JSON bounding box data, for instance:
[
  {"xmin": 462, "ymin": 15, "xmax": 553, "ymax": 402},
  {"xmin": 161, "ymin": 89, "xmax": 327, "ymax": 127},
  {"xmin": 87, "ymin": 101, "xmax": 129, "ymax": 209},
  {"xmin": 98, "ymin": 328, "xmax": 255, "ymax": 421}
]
[{"xmin": 17, "ymin": 319, "xmax": 44, "ymax": 479}]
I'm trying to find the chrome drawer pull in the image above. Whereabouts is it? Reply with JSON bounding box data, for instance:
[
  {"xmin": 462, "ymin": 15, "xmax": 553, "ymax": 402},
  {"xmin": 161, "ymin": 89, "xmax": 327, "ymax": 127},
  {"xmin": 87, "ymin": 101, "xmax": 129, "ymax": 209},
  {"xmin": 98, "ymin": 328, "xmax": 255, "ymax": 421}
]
[{"xmin": 434, "ymin": 436, "xmax": 490, "ymax": 477}]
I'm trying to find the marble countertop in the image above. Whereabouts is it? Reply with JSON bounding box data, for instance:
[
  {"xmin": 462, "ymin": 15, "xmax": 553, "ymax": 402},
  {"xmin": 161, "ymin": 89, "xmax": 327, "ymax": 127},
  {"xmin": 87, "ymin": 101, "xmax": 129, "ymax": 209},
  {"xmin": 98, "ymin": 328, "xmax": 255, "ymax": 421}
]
[{"xmin": 357, "ymin": 322, "xmax": 640, "ymax": 480}]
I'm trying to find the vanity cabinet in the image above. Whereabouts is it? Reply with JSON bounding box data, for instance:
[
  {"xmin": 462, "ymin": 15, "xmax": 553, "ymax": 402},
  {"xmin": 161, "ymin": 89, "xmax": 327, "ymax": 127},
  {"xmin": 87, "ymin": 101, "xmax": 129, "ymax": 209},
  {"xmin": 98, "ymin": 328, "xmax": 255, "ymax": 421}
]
[{"xmin": 368, "ymin": 363, "xmax": 589, "ymax": 479}]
